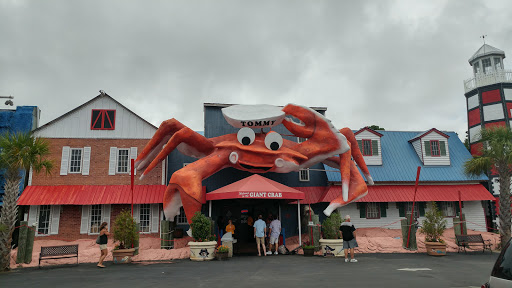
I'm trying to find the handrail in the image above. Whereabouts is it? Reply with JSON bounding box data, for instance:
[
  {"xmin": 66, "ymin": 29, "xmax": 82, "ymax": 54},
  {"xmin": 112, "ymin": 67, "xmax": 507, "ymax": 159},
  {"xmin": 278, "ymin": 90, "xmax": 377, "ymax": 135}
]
[{"xmin": 464, "ymin": 69, "xmax": 512, "ymax": 93}]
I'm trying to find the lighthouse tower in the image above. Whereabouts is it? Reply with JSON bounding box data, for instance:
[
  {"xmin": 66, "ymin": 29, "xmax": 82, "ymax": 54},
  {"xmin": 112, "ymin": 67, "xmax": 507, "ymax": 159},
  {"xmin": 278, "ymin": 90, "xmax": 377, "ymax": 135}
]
[{"xmin": 464, "ymin": 43, "xmax": 511, "ymax": 195}]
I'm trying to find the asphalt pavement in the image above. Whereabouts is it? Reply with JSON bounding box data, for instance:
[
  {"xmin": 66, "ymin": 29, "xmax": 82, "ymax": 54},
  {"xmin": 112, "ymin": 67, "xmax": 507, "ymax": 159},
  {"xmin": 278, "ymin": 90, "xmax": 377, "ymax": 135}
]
[{"xmin": 0, "ymin": 252, "xmax": 498, "ymax": 288}]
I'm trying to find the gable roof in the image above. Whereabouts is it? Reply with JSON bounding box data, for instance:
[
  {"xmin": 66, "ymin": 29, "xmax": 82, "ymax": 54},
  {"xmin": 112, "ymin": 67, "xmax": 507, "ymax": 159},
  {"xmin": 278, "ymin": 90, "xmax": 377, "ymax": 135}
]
[
  {"xmin": 408, "ymin": 128, "xmax": 450, "ymax": 142},
  {"xmin": 325, "ymin": 131, "xmax": 487, "ymax": 182},
  {"xmin": 33, "ymin": 92, "xmax": 157, "ymax": 133},
  {"xmin": 354, "ymin": 127, "xmax": 383, "ymax": 137},
  {"xmin": 468, "ymin": 44, "xmax": 506, "ymax": 64}
]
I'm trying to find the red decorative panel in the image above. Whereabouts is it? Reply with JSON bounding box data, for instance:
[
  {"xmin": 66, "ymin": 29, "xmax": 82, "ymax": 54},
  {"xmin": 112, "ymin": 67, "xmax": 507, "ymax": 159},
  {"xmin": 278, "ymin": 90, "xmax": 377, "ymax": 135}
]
[
  {"xmin": 485, "ymin": 121, "xmax": 506, "ymax": 129},
  {"xmin": 470, "ymin": 143, "xmax": 483, "ymax": 156},
  {"xmin": 506, "ymin": 103, "xmax": 512, "ymax": 117},
  {"xmin": 468, "ymin": 109, "xmax": 481, "ymax": 127},
  {"xmin": 482, "ymin": 89, "xmax": 501, "ymax": 104}
]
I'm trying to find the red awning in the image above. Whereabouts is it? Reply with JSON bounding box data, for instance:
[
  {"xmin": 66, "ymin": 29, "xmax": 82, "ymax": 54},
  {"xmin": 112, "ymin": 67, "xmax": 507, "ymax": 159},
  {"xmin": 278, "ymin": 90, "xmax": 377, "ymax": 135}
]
[
  {"xmin": 17, "ymin": 185, "xmax": 167, "ymax": 205},
  {"xmin": 206, "ymin": 174, "xmax": 305, "ymax": 201},
  {"xmin": 321, "ymin": 184, "xmax": 494, "ymax": 203}
]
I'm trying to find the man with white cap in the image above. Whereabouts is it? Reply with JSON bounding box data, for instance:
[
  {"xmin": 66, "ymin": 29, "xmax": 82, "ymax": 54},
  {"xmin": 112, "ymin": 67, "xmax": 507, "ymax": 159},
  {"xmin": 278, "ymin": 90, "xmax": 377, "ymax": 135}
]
[{"xmin": 339, "ymin": 215, "xmax": 358, "ymax": 262}]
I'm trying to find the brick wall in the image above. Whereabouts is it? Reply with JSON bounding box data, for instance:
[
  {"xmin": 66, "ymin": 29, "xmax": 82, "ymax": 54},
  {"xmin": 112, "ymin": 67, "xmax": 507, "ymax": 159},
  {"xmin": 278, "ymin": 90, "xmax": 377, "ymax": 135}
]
[
  {"xmin": 35, "ymin": 204, "xmax": 160, "ymax": 241},
  {"xmin": 31, "ymin": 138, "xmax": 163, "ymax": 186}
]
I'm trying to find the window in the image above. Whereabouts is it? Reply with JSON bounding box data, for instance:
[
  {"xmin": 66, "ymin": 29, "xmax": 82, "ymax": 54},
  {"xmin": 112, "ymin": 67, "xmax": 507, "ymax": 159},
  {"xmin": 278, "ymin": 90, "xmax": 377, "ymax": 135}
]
[
  {"xmin": 494, "ymin": 57, "xmax": 502, "ymax": 70},
  {"xmin": 139, "ymin": 204, "xmax": 151, "ymax": 233},
  {"xmin": 299, "ymin": 168, "xmax": 310, "ymax": 181},
  {"xmin": 430, "ymin": 140, "xmax": 440, "ymax": 157},
  {"xmin": 117, "ymin": 149, "xmax": 130, "ymax": 173},
  {"xmin": 90, "ymin": 205, "xmax": 102, "ymax": 234},
  {"xmin": 482, "ymin": 58, "xmax": 492, "ymax": 74},
  {"xmin": 37, "ymin": 205, "xmax": 51, "ymax": 235},
  {"xmin": 405, "ymin": 202, "xmax": 419, "ymax": 219},
  {"xmin": 362, "ymin": 139, "xmax": 372, "ymax": 156},
  {"xmin": 473, "ymin": 62, "xmax": 480, "ymax": 74},
  {"xmin": 91, "ymin": 109, "xmax": 116, "ymax": 130},
  {"xmin": 441, "ymin": 202, "xmax": 456, "ymax": 217},
  {"xmin": 69, "ymin": 148, "xmax": 83, "ymax": 173},
  {"xmin": 366, "ymin": 203, "xmax": 380, "ymax": 219},
  {"xmin": 297, "ymin": 137, "xmax": 307, "ymax": 143},
  {"xmin": 177, "ymin": 207, "xmax": 188, "ymax": 224},
  {"xmin": 183, "ymin": 163, "xmax": 191, "ymax": 167}
]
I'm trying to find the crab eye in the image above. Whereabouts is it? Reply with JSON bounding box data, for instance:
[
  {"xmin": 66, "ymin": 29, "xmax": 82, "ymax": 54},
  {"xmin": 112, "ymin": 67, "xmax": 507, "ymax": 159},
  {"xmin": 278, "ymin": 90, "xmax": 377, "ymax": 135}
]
[
  {"xmin": 265, "ymin": 132, "xmax": 283, "ymax": 151},
  {"xmin": 237, "ymin": 127, "xmax": 255, "ymax": 145}
]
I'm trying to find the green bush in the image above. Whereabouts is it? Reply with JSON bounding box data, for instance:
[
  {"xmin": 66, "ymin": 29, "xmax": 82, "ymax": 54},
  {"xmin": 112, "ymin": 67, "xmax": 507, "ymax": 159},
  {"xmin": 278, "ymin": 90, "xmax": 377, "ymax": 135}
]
[
  {"xmin": 113, "ymin": 210, "xmax": 139, "ymax": 249},
  {"xmin": 322, "ymin": 212, "xmax": 343, "ymax": 239},
  {"xmin": 190, "ymin": 212, "xmax": 215, "ymax": 242},
  {"xmin": 420, "ymin": 202, "xmax": 447, "ymax": 243}
]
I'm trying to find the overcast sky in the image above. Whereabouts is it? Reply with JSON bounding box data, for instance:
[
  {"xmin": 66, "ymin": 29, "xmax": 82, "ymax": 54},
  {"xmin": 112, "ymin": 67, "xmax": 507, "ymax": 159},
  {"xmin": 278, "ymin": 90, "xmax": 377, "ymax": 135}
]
[{"xmin": 2, "ymin": 0, "xmax": 512, "ymax": 140}]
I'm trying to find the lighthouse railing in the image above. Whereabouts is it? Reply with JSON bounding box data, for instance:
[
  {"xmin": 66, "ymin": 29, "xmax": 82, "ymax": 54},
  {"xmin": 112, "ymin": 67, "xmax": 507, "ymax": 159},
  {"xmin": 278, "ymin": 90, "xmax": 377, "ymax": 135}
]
[{"xmin": 464, "ymin": 69, "xmax": 512, "ymax": 93}]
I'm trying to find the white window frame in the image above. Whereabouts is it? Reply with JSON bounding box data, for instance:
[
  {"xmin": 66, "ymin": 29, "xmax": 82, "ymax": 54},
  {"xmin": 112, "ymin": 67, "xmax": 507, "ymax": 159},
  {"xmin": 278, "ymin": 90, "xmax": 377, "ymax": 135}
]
[
  {"xmin": 177, "ymin": 207, "xmax": 188, "ymax": 224},
  {"xmin": 362, "ymin": 139, "xmax": 372, "ymax": 156},
  {"xmin": 139, "ymin": 204, "xmax": 151, "ymax": 233},
  {"xmin": 37, "ymin": 205, "xmax": 51, "ymax": 236},
  {"xmin": 441, "ymin": 202, "xmax": 456, "ymax": 217},
  {"xmin": 366, "ymin": 203, "xmax": 380, "ymax": 219},
  {"xmin": 30, "ymin": 205, "xmax": 60, "ymax": 237},
  {"xmin": 405, "ymin": 202, "xmax": 419, "ymax": 219},
  {"xmin": 430, "ymin": 140, "xmax": 440, "ymax": 157},
  {"xmin": 299, "ymin": 168, "xmax": 310, "ymax": 182},
  {"xmin": 68, "ymin": 148, "xmax": 83, "ymax": 174},
  {"xmin": 116, "ymin": 148, "xmax": 130, "ymax": 174},
  {"xmin": 89, "ymin": 205, "xmax": 103, "ymax": 235}
]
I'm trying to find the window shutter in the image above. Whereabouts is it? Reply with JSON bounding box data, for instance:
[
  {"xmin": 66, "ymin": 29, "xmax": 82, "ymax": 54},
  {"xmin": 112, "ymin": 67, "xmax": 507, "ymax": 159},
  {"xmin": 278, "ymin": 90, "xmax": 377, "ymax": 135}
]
[
  {"xmin": 419, "ymin": 202, "xmax": 426, "ymax": 217},
  {"xmin": 130, "ymin": 147, "xmax": 138, "ymax": 175},
  {"xmin": 80, "ymin": 205, "xmax": 90, "ymax": 234},
  {"xmin": 372, "ymin": 140, "xmax": 379, "ymax": 156},
  {"xmin": 60, "ymin": 146, "xmax": 70, "ymax": 175},
  {"xmin": 424, "ymin": 141, "xmax": 431, "ymax": 156},
  {"xmin": 28, "ymin": 205, "xmax": 38, "ymax": 226},
  {"xmin": 109, "ymin": 147, "xmax": 117, "ymax": 175},
  {"xmin": 380, "ymin": 203, "xmax": 387, "ymax": 217},
  {"xmin": 133, "ymin": 204, "xmax": 140, "ymax": 223},
  {"xmin": 358, "ymin": 203, "xmax": 366, "ymax": 218},
  {"xmin": 50, "ymin": 205, "xmax": 60, "ymax": 235},
  {"xmin": 151, "ymin": 204, "xmax": 160, "ymax": 233},
  {"xmin": 357, "ymin": 140, "xmax": 362, "ymax": 151},
  {"xmin": 101, "ymin": 204, "xmax": 111, "ymax": 230},
  {"xmin": 455, "ymin": 202, "xmax": 460, "ymax": 215},
  {"xmin": 82, "ymin": 147, "xmax": 91, "ymax": 175},
  {"xmin": 440, "ymin": 141, "xmax": 447, "ymax": 156},
  {"xmin": 398, "ymin": 203, "xmax": 405, "ymax": 217}
]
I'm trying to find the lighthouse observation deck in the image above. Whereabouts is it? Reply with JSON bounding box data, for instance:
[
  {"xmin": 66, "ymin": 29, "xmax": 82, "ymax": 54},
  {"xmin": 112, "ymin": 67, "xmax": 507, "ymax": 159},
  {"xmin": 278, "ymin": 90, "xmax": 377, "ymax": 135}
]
[{"xmin": 464, "ymin": 69, "xmax": 512, "ymax": 94}]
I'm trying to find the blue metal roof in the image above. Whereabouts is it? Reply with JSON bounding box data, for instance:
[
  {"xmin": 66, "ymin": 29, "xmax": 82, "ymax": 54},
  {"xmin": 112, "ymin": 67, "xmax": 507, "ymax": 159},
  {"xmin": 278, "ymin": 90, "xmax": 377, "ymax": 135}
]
[{"xmin": 325, "ymin": 131, "xmax": 488, "ymax": 183}]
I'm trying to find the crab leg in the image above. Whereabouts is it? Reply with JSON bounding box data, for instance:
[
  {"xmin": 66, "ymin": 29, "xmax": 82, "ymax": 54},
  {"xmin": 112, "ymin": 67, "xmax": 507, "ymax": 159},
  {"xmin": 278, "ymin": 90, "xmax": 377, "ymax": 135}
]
[{"xmin": 339, "ymin": 127, "xmax": 374, "ymax": 185}]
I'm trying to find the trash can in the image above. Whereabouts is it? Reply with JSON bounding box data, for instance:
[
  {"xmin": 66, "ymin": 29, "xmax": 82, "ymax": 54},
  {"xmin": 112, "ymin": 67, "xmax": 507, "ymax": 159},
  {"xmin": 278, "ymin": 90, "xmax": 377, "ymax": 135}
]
[{"xmin": 221, "ymin": 232, "xmax": 236, "ymax": 257}]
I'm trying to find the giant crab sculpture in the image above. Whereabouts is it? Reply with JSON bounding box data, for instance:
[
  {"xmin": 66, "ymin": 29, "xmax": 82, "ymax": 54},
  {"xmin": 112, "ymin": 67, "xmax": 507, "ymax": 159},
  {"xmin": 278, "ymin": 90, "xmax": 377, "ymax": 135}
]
[{"xmin": 135, "ymin": 104, "xmax": 373, "ymax": 223}]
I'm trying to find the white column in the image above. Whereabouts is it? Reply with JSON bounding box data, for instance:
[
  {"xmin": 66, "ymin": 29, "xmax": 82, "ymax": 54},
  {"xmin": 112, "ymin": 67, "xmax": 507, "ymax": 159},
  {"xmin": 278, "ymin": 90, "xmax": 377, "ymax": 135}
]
[
  {"xmin": 297, "ymin": 200, "xmax": 301, "ymax": 244},
  {"xmin": 209, "ymin": 201, "xmax": 212, "ymax": 218}
]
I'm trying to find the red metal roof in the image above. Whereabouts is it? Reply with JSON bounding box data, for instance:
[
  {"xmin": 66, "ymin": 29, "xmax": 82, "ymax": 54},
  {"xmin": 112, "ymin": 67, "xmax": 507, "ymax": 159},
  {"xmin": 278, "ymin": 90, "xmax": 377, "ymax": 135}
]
[
  {"xmin": 290, "ymin": 187, "xmax": 328, "ymax": 204},
  {"xmin": 322, "ymin": 184, "xmax": 494, "ymax": 203},
  {"xmin": 206, "ymin": 174, "xmax": 305, "ymax": 201},
  {"xmin": 17, "ymin": 185, "xmax": 167, "ymax": 205}
]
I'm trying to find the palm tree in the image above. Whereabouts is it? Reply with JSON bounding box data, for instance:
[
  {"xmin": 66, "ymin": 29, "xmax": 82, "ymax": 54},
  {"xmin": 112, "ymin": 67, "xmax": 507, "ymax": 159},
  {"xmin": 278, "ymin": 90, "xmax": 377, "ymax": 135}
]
[
  {"xmin": 464, "ymin": 126, "xmax": 512, "ymax": 246},
  {"xmin": 0, "ymin": 132, "xmax": 53, "ymax": 271}
]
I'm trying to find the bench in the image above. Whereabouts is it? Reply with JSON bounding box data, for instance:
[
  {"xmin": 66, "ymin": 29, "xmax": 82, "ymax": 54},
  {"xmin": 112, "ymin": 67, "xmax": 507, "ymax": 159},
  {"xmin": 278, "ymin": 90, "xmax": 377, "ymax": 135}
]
[
  {"xmin": 39, "ymin": 244, "xmax": 79, "ymax": 267},
  {"xmin": 455, "ymin": 234, "xmax": 492, "ymax": 254}
]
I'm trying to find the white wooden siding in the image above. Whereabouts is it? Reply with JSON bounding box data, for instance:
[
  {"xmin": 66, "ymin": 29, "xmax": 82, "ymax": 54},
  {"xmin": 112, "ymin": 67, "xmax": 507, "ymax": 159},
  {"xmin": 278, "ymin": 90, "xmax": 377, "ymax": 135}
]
[
  {"xmin": 467, "ymin": 95, "xmax": 479, "ymax": 110},
  {"xmin": 411, "ymin": 140, "xmax": 422, "ymax": 162},
  {"xmin": 483, "ymin": 103, "xmax": 505, "ymax": 122},
  {"xmin": 337, "ymin": 201, "xmax": 486, "ymax": 232},
  {"xmin": 355, "ymin": 130, "xmax": 382, "ymax": 165},
  {"xmin": 421, "ymin": 132, "xmax": 450, "ymax": 166},
  {"xmin": 469, "ymin": 125, "xmax": 482, "ymax": 143},
  {"xmin": 34, "ymin": 96, "xmax": 156, "ymax": 139}
]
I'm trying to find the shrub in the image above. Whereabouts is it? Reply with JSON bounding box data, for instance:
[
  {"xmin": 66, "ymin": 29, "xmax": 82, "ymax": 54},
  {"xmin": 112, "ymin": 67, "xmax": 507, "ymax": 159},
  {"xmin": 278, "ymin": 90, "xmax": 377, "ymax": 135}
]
[
  {"xmin": 113, "ymin": 210, "xmax": 139, "ymax": 249},
  {"xmin": 190, "ymin": 212, "xmax": 215, "ymax": 242},
  {"xmin": 302, "ymin": 241, "xmax": 314, "ymax": 249},
  {"xmin": 420, "ymin": 202, "xmax": 447, "ymax": 243},
  {"xmin": 217, "ymin": 245, "xmax": 229, "ymax": 253},
  {"xmin": 321, "ymin": 212, "xmax": 343, "ymax": 239}
]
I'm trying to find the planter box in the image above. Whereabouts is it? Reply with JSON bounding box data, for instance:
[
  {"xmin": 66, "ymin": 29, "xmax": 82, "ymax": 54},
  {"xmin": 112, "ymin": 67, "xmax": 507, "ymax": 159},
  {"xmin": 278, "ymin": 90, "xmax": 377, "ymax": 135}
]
[
  {"xmin": 216, "ymin": 251, "xmax": 229, "ymax": 261},
  {"xmin": 112, "ymin": 248, "xmax": 136, "ymax": 264},
  {"xmin": 425, "ymin": 241, "xmax": 447, "ymax": 256},
  {"xmin": 319, "ymin": 239, "xmax": 344, "ymax": 257},
  {"xmin": 303, "ymin": 248, "xmax": 315, "ymax": 257},
  {"xmin": 189, "ymin": 241, "xmax": 217, "ymax": 261}
]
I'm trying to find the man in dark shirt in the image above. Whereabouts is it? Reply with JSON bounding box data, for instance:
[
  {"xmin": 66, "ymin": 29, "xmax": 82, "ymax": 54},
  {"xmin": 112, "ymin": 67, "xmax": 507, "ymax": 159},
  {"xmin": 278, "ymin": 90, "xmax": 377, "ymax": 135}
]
[{"xmin": 339, "ymin": 215, "xmax": 358, "ymax": 263}]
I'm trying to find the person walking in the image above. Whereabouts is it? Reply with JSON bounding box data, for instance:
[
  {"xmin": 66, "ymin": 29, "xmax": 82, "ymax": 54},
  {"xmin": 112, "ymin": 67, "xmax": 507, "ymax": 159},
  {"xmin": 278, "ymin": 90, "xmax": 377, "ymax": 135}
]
[
  {"xmin": 339, "ymin": 215, "xmax": 358, "ymax": 263},
  {"xmin": 267, "ymin": 216, "xmax": 281, "ymax": 255},
  {"xmin": 253, "ymin": 214, "xmax": 267, "ymax": 256},
  {"xmin": 97, "ymin": 222, "xmax": 110, "ymax": 268}
]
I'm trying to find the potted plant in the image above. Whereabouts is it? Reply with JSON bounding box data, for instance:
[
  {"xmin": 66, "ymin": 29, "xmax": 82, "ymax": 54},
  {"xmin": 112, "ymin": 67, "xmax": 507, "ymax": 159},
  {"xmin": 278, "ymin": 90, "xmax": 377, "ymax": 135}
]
[
  {"xmin": 112, "ymin": 210, "xmax": 139, "ymax": 263},
  {"xmin": 420, "ymin": 202, "xmax": 447, "ymax": 256},
  {"xmin": 319, "ymin": 212, "xmax": 344, "ymax": 257},
  {"xmin": 302, "ymin": 241, "xmax": 315, "ymax": 257},
  {"xmin": 215, "ymin": 245, "xmax": 229, "ymax": 260},
  {"xmin": 188, "ymin": 212, "xmax": 217, "ymax": 261}
]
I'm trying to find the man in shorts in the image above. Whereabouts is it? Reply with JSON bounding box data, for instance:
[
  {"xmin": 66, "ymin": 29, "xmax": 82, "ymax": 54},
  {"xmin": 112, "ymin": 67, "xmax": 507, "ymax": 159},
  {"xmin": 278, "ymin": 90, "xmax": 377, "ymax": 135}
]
[
  {"xmin": 267, "ymin": 216, "xmax": 281, "ymax": 255},
  {"xmin": 253, "ymin": 214, "xmax": 267, "ymax": 256},
  {"xmin": 339, "ymin": 215, "xmax": 358, "ymax": 262}
]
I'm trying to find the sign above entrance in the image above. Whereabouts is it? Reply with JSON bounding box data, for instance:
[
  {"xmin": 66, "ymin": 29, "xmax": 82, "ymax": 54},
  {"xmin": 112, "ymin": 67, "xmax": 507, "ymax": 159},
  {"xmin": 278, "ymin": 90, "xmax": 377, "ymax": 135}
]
[{"xmin": 238, "ymin": 192, "xmax": 284, "ymax": 199}]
